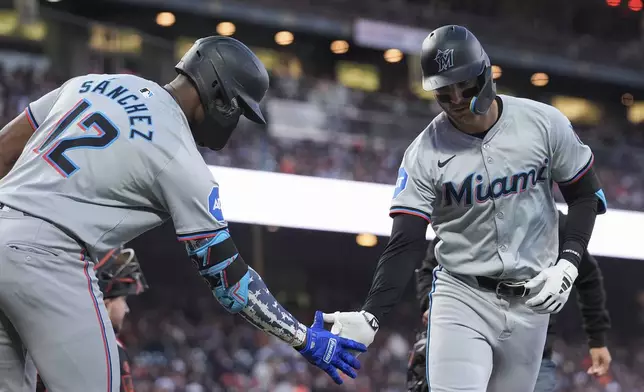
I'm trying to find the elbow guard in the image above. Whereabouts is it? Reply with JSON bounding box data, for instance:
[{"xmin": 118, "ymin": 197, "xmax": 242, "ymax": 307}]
[{"xmin": 186, "ymin": 229, "xmax": 250, "ymax": 313}]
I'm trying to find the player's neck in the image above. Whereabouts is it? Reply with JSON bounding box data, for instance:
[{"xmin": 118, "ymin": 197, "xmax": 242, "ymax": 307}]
[
  {"xmin": 164, "ymin": 84, "xmax": 191, "ymax": 121},
  {"xmin": 454, "ymin": 99, "xmax": 499, "ymax": 135},
  {"xmin": 163, "ymin": 77, "xmax": 201, "ymax": 123}
]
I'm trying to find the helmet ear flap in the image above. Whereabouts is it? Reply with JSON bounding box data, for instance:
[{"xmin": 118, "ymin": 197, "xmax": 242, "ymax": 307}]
[
  {"xmin": 174, "ymin": 36, "xmax": 269, "ymax": 150},
  {"xmin": 470, "ymin": 66, "xmax": 496, "ymax": 115}
]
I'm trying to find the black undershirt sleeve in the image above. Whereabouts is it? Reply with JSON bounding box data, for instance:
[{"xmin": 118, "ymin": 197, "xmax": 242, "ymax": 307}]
[
  {"xmin": 575, "ymin": 251, "xmax": 611, "ymax": 347},
  {"xmin": 557, "ymin": 166, "xmax": 605, "ymax": 268},
  {"xmin": 416, "ymin": 238, "xmax": 440, "ymax": 314},
  {"xmin": 558, "ymin": 211, "xmax": 611, "ymax": 347},
  {"xmin": 361, "ymin": 213, "xmax": 429, "ymax": 322}
]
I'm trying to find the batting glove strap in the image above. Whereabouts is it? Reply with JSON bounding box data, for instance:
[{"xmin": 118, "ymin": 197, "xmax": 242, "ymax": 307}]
[
  {"xmin": 555, "ymin": 259, "xmax": 579, "ymax": 293},
  {"xmin": 360, "ymin": 310, "xmax": 380, "ymax": 333}
]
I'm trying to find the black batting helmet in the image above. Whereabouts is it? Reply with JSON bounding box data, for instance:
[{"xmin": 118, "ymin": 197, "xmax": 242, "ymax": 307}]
[
  {"xmin": 95, "ymin": 247, "xmax": 148, "ymax": 300},
  {"xmin": 175, "ymin": 36, "xmax": 269, "ymax": 151},
  {"xmin": 420, "ymin": 25, "xmax": 496, "ymax": 115}
]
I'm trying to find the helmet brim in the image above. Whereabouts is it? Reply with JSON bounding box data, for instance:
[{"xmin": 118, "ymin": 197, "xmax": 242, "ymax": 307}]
[
  {"xmin": 238, "ymin": 91, "xmax": 266, "ymax": 124},
  {"xmin": 422, "ymin": 62, "xmax": 485, "ymax": 91}
]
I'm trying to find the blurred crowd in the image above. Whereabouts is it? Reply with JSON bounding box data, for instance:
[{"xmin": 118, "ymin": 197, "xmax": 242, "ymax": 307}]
[
  {"xmin": 118, "ymin": 260, "xmax": 420, "ymax": 392},
  {"xmin": 202, "ymin": 70, "xmax": 644, "ymax": 211},
  {"xmin": 237, "ymin": 0, "xmax": 644, "ymax": 71},
  {"xmin": 122, "ymin": 298, "xmax": 411, "ymax": 392},
  {"xmin": 549, "ymin": 339, "xmax": 644, "ymax": 392},
  {"xmin": 0, "ymin": 64, "xmax": 61, "ymax": 126},
  {"xmin": 118, "ymin": 283, "xmax": 644, "ymax": 392}
]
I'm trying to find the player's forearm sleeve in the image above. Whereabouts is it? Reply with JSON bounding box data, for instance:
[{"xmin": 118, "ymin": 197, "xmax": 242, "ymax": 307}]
[
  {"xmin": 417, "ymin": 238, "xmax": 439, "ymax": 313},
  {"xmin": 362, "ymin": 214, "xmax": 429, "ymax": 322},
  {"xmin": 559, "ymin": 194, "xmax": 597, "ymax": 268},
  {"xmin": 558, "ymin": 168, "xmax": 604, "ymax": 268},
  {"xmin": 239, "ymin": 268, "xmax": 308, "ymax": 347},
  {"xmin": 186, "ymin": 233, "xmax": 307, "ymax": 347},
  {"xmin": 574, "ymin": 253, "xmax": 611, "ymax": 348}
]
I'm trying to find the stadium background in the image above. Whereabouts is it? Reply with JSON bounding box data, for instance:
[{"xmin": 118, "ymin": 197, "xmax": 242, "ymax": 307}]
[{"xmin": 2, "ymin": 0, "xmax": 644, "ymax": 390}]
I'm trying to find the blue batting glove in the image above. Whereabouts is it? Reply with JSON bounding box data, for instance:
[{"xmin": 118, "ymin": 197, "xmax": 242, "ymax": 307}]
[{"xmin": 299, "ymin": 311, "xmax": 368, "ymax": 384}]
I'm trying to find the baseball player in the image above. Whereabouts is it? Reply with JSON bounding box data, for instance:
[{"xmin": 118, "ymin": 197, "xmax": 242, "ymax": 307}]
[
  {"xmin": 322, "ymin": 25, "xmax": 607, "ymax": 392},
  {"xmin": 36, "ymin": 246, "xmax": 148, "ymax": 392},
  {"xmin": 409, "ymin": 210, "xmax": 612, "ymax": 392},
  {"xmin": 0, "ymin": 36, "xmax": 365, "ymax": 391}
]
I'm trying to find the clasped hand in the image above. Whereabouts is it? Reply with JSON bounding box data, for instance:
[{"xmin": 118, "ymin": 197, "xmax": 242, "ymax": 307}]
[{"xmin": 298, "ymin": 311, "xmax": 368, "ymax": 384}]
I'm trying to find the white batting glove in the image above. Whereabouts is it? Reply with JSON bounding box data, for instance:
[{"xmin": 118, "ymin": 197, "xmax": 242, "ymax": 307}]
[
  {"xmin": 525, "ymin": 259, "xmax": 578, "ymax": 314},
  {"xmin": 322, "ymin": 311, "xmax": 379, "ymax": 356}
]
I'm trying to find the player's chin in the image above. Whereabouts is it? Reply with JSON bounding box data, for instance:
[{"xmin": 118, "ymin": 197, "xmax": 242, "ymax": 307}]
[{"xmin": 448, "ymin": 109, "xmax": 475, "ymax": 124}]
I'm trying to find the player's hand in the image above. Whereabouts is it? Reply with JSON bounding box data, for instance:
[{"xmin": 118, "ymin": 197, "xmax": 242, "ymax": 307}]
[
  {"xmin": 587, "ymin": 346, "xmax": 612, "ymax": 377},
  {"xmin": 322, "ymin": 310, "xmax": 379, "ymax": 356},
  {"xmin": 298, "ymin": 311, "xmax": 367, "ymax": 385},
  {"xmin": 524, "ymin": 259, "xmax": 578, "ymax": 314},
  {"xmin": 422, "ymin": 309, "xmax": 429, "ymax": 327}
]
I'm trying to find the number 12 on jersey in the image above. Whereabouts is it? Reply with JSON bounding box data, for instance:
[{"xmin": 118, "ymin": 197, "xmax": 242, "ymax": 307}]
[{"xmin": 34, "ymin": 99, "xmax": 120, "ymax": 178}]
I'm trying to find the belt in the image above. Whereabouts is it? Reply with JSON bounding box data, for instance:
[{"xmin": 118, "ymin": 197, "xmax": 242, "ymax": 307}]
[{"xmin": 475, "ymin": 276, "xmax": 531, "ymax": 298}]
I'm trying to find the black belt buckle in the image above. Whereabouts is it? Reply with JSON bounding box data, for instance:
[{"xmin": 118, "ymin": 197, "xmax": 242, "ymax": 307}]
[{"xmin": 495, "ymin": 280, "xmax": 530, "ymax": 298}]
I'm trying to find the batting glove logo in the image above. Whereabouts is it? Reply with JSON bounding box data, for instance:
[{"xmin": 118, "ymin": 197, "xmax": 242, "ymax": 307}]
[{"xmin": 324, "ymin": 338, "xmax": 338, "ymax": 364}]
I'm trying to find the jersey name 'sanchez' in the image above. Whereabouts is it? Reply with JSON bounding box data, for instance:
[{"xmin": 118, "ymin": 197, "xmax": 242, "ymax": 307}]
[{"xmin": 77, "ymin": 79, "xmax": 155, "ymax": 142}]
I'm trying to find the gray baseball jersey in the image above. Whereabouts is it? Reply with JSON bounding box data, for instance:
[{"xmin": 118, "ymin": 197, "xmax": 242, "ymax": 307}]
[
  {"xmin": 0, "ymin": 73, "xmax": 228, "ymax": 256},
  {"xmin": 390, "ymin": 95, "xmax": 594, "ymax": 279}
]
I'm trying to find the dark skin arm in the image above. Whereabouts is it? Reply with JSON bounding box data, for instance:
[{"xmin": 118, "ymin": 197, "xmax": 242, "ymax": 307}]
[{"xmin": 0, "ymin": 112, "xmax": 35, "ymax": 178}]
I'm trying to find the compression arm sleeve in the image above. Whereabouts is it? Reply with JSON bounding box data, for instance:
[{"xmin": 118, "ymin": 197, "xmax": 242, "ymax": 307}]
[
  {"xmin": 185, "ymin": 229, "xmax": 307, "ymax": 347},
  {"xmin": 417, "ymin": 237, "xmax": 440, "ymax": 314},
  {"xmin": 361, "ymin": 214, "xmax": 429, "ymax": 322},
  {"xmin": 574, "ymin": 251, "xmax": 611, "ymax": 347},
  {"xmin": 557, "ymin": 166, "xmax": 606, "ymax": 268}
]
